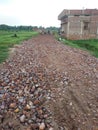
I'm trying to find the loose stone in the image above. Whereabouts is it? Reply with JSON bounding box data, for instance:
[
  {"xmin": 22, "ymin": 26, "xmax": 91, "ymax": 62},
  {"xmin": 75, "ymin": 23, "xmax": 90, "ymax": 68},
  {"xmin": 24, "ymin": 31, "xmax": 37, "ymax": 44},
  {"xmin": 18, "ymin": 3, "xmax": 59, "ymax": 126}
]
[
  {"xmin": 20, "ymin": 115, "xmax": 26, "ymax": 123},
  {"xmin": 39, "ymin": 122, "xmax": 45, "ymax": 130},
  {"xmin": 25, "ymin": 104, "xmax": 31, "ymax": 111},
  {"xmin": 9, "ymin": 103, "xmax": 16, "ymax": 108},
  {"xmin": 14, "ymin": 108, "xmax": 19, "ymax": 113}
]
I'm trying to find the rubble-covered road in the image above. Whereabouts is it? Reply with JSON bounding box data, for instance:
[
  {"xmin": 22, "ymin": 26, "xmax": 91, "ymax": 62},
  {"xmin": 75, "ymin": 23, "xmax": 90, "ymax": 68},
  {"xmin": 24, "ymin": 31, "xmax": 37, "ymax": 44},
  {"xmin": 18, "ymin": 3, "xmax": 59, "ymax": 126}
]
[{"xmin": 0, "ymin": 35, "xmax": 98, "ymax": 130}]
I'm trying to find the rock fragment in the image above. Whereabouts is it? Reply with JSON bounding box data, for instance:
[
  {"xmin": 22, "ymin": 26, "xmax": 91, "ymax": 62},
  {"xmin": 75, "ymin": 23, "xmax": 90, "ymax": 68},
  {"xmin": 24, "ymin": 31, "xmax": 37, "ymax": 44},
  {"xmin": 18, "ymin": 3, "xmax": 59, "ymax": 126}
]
[
  {"xmin": 20, "ymin": 115, "xmax": 26, "ymax": 123},
  {"xmin": 39, "ymin": 122, "xmax": 45, "ymax": 130}
]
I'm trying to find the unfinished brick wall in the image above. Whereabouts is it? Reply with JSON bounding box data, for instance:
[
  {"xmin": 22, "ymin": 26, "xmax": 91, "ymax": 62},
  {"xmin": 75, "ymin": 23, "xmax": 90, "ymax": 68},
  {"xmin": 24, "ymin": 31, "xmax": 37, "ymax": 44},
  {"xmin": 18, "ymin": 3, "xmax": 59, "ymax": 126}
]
[
  {"xmin": 62, "ymin": 15, "xmax": 98, "ymax": 39},
  {"xmin": 59, "ymin": 9, "xmax": 98, "ymax": 40}
]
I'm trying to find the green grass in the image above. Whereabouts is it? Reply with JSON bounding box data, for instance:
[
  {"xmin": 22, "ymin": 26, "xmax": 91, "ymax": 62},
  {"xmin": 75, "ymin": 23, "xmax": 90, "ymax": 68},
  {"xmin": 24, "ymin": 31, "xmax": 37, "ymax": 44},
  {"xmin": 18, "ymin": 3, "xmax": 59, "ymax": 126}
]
[
  {"xmin": 61, "ymin": 38, "xmax": 98, "ymax": 58},
  {"xmin": 0, "ymin": 31, "xmax": 39, "ymax": 63}
]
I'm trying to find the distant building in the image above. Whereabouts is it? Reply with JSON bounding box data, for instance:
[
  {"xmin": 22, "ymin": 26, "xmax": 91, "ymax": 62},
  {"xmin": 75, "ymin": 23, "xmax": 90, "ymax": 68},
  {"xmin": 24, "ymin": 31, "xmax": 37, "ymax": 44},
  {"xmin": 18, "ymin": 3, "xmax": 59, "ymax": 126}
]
[{"xmin": 58, "ymin": 9, "xmax": 98, "ymax": 40}]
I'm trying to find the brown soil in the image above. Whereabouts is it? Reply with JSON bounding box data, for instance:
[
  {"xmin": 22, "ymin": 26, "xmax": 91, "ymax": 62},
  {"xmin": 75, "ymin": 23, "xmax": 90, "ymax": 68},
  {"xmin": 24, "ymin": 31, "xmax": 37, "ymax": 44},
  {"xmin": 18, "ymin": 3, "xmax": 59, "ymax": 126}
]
[{"xmin": 0, "ymin": 35, "xmax": 98, "ymax": 130}]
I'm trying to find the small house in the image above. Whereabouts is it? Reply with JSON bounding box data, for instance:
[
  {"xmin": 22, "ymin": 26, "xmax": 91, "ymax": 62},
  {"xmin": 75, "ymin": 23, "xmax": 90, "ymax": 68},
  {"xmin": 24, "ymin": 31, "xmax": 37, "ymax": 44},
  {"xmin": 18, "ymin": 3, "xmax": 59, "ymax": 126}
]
[{"xmin": 58, "ymin": 9, "xmax": 98, "ymax": 40}]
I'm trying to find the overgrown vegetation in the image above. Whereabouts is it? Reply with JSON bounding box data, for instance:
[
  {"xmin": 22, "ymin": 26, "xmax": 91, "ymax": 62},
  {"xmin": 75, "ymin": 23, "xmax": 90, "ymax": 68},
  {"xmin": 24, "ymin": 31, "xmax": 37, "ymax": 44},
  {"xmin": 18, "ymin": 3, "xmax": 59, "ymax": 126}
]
[
  {"xmin": 61, "ymin": 38, "xmax": 98, "ymax": 58},
  {"xmin": 0, "ymin": 31, "xmax": 38, "ymax": 63}
]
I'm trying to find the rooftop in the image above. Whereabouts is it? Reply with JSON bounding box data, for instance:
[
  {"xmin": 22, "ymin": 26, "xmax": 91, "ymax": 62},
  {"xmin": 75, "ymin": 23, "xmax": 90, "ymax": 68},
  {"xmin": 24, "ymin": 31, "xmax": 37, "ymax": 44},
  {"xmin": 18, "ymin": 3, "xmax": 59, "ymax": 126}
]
[{"xmin": 58, "ymin": 9, "xmax": 98, "ymax": 20}]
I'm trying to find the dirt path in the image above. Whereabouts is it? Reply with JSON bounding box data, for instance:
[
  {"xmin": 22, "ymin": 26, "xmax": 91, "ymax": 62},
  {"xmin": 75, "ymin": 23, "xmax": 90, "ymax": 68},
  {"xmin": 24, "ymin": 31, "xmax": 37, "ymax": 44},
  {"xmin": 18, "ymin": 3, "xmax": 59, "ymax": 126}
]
[{"xmin": 0, "ymin": 35, "xmax": 98, "ymax": 130}]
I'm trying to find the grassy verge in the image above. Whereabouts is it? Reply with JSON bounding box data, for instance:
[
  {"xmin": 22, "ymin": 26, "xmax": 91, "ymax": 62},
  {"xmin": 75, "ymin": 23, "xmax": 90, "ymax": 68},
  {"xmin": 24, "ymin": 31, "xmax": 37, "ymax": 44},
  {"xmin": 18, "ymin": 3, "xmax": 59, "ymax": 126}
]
[
  {"xmin": 0, "ymin": 31, "xmax": 38, "ymax": 63},
  {"xmin": 61, "ymin": 38, "xmax": 98, "ymax": 58}
]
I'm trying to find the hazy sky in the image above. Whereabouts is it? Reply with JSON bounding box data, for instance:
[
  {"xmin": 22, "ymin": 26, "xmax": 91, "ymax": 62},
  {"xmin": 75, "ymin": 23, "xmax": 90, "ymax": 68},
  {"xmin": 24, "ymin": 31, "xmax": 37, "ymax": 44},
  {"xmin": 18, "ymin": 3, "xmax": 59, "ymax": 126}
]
[{"xmin": 0, "ymin": 0, "xmax": 97, "ymax": 27}]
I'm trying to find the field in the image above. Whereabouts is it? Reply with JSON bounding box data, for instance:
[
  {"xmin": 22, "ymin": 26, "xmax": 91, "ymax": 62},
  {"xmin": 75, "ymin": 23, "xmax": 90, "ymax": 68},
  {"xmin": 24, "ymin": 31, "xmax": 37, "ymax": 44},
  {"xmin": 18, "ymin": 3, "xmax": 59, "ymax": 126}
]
[
  {"xmin": 0, "ymin": 31, "xmax": 38, "ymax": 63},
  {"xmin": 62, "ymin": 38, "xmax": 98, "ymax": 58}
]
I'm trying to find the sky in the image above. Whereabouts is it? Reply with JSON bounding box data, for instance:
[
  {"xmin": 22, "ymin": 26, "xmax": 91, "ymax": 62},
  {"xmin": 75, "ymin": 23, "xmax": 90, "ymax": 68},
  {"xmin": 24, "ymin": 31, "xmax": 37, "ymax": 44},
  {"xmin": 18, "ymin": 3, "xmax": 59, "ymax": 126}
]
[{"xmin": 0, "ymin": 0, "xmax": 97, "ymax": 27}]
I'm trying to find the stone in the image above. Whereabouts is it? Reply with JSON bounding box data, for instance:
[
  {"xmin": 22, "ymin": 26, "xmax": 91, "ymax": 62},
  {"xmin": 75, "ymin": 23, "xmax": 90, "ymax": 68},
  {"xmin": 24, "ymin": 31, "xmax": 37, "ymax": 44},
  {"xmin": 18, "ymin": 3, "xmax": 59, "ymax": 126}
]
[
  {"xmin": 35, "ymin": 84, "xmax": 39, "ymax": 88},
  {"xmin": 28, "ymin": 120, "xmax": 33, "ymax": 124},
  {"xmin": 78, "ymin": 128, "xmax": 81, "ymax": 130},
  {"xmin": 18, "ymin": 97, "xmax": 24, "ymax": 103},
  {"xmin": 8, "ymin": 122, "xmax": 13, "ymax": 128},
  {"xmin": 14, "ymin": 108, "xmax": 19, "ymax": 113},
  {"xmin": 44, "ymin": 114, "xmax": 48, "ymax": 118},
  {"xmin": 49, "ymin": 127, "xmax": 54, "ymax": 130},
  {"xmin": 30, "ymin": 87, "xmax": 35, "ymax": 93},
  {"xmin": 26, "ymin": 127, "xmax": 31, "ymax": 130},
  {"xmin": 0, "ymin": 94, "xmax": 3, "ymax": 98},
  {"xmin": 70, "ymin": 114, "xmax": 75, "ymax": 119},
  {"xmin": 25, "ymin": 104, "xmax": 31, "ymax": 111},
  {"xmin": 34, "ymin": 99, "xmax": 40, "ymax": 105},
  {"xmin": 0, "ymin": 104, "xmax": 5, "ymax": 109},
  {"xmin": 20, "ymin": 115, "xmax": 26, "ymax": 122},
  {"xmin": 39, "ymin": 122, "xmax": 45, "ymax": 130},
  {"xmin": 37, "ymin": 109, "xmax": 43, "ymax": 115},
  {"xmin": 29, "ymin": 101, "xmax": 33, "ymax": 107},
  {"xmin": 18, "ymin": 90, "xmax": 23, "ymax": 96},
  {"xmin": 69, "ymin": 102, "xmax": 72, "ymax": 106},
  {"xmin": 9, "ymin": 103, "xmax": 16, "ymax": 108},
  {"xmin": 31, "ymin": 117, "xmax": 36, "ymax": 122}
]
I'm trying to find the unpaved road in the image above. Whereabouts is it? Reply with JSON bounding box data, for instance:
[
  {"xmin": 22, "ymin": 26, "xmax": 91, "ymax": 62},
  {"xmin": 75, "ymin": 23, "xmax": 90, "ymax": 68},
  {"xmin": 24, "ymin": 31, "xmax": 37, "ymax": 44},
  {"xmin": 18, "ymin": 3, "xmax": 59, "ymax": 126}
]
[{"xmin": 0, "ymin": 35, "xmax": 98, "ymax": 130}]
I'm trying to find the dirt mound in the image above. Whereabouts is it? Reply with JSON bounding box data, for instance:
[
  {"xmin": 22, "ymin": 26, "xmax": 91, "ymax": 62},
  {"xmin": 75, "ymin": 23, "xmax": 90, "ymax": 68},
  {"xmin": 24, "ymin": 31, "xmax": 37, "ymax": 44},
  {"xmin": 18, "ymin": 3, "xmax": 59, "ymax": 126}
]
[{"xmin": 0, "ymin": 35, "xmax": 98, "ymax": 130}]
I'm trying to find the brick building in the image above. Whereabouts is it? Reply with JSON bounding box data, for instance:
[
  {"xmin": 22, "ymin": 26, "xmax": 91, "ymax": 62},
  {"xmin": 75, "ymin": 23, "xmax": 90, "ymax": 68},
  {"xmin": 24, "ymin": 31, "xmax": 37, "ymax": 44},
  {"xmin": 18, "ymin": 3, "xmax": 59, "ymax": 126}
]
[{"xmin": 58, "ymin": 9, "xmax": 98, "ymax": 40}]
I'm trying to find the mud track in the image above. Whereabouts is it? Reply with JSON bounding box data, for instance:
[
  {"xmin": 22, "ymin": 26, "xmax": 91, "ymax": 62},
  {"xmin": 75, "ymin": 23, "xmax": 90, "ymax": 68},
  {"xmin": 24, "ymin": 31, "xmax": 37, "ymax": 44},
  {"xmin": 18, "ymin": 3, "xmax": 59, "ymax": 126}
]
[{"xmin": 0, "ymin": 35, "xmax": 98, "ymax": 130}]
